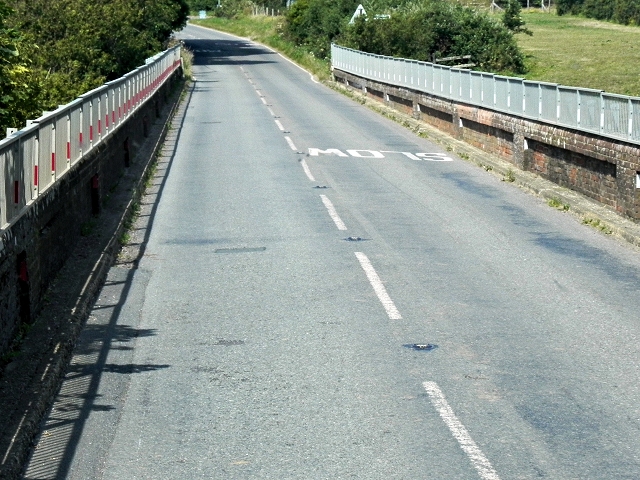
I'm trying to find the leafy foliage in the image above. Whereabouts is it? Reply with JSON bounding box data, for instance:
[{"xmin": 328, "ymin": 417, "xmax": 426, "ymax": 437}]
[
  {"xmin": 189, "ymin": 0, "xmax": 220, "ymax": 10},
  {"xmin": 0, "ymin": 0, "xmax": 188, "ymax": 137},
  {"xmin": 503, "ymin": 0, "xmax": 532, "ymax": 35},
  {"xmin": 284, "ymin": 0, "xmax": 360, "ymax": 59},
  {"xmin": 212, "ymin": 0, "xmax": 254, "ymax": 18},
  {"xmin": 557, "ymin": 0, "xmax": 640, "ymax": 25},
  {"xmin": 339, "ymin": 0, "xmax": 527, "ymax": 74},
  {"xmin": 187, "ymin": 0, "xmax": 286, "ymax": 13},
  {"xmin": 0, "ymin": 0, "xmax": 41, "ymax": 136}
]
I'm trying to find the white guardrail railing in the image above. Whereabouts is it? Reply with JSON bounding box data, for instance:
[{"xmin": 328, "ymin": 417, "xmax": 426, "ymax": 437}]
[
  {"xmin": 332, "ymin": 44, "xmax": 640, "ymax": 146},
  {"xmin": 0, "ymin": 45, "xmax": 181, "ymax": 232}
]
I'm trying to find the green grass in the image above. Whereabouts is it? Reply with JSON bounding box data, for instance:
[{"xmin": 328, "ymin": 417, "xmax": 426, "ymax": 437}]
[
  {"xmin": 503, "ymin": 168, "xmax": 516, "ymax": 182},
  {"xmin": 547, "ymin": 196, "xmax": 570, "ymax": 211},
  {"xmin": 516, "ymin": 12, "xmax": 640, "ymax": 96},
  {"xmin": 189, "ymin": 16, "xmax": 332, "ymax": 81},
  {"xmin": 582, "ymin": 217, "xmax": 613, "ymax": 234}
]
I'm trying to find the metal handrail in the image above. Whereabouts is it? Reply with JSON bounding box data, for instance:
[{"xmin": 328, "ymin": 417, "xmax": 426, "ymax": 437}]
[
  {"xmin": 0, "ymin": 46, "xmax": 182, "ymax": 231},
  {"xmin": 331, "ymin": 44, "xmax": 640, "ymax": 146}
]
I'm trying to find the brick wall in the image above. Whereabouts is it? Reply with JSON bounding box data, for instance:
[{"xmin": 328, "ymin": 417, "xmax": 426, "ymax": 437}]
[
  {"xmin": 0, "ymin": 74, "xmax": 179, "ymax": 358},
  {"xmin": 334, "ymin": 69, "xmax": 640, "ymax": 222}
]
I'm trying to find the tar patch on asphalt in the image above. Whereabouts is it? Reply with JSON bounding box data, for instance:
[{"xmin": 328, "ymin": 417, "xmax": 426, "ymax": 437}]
[
  {"xmin": 214, "ymin": 247, "xmax": 266, "ymax": 254},
  {"xmin": 404, "ymin": 343, "xmax": 438, "ymax": 352}
]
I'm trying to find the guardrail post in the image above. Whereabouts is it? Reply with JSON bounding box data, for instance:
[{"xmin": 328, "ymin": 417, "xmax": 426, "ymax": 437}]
[
  {"xmin": 600, "ymin": 93, "xmax": 605, "ymax": 134},
  {"xmin": 629, "ymin": 98, "xmax": 633, "ymax": 140}
]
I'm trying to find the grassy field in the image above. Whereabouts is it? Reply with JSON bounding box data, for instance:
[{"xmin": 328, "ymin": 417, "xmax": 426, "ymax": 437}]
[
  {"xmin": 190, "ymin": 12, "xmax": 640, "ymax": 97},
  {"xmin": 516, "ymin": 12, "xmax": 640, "ymax": 96}
]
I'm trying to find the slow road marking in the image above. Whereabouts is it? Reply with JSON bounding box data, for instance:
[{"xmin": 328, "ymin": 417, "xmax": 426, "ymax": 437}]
[{"xmin": 309, "ymin": 148, "xmax": 453, "ymax": 162}]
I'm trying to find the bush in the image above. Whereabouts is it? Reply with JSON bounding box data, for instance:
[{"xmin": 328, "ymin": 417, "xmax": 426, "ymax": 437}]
[
  {"xmin": 557, "ymin": 0, "xmax": 640, "ymax": 24},
  {"xmin": 7, "ymin": 0, "xmax": 188, "ymax": 111},
  {"xmin": 284, "ymin": 0, "xmax": 359, "ymax": 59},
  {"xmin": 341, "ymin": 0, "xmax": 527, "ymax": 74},
  {"xmin": 614, "ymin": 0, "xmax": 640, "ymax": 24},
  {"xmin": 213, "ymin": 0, "xmax": 254, "ymax": 18},
  {"xmin": 556, "ymin": 0, "xmax": 584, "ymax": 15},
  {"xmin": 0, "ymin": 0, "xmax": 41, "ymax": 136},
  {"xmin": 582, "ymin": 0, "xmax": 614, "ymax": 20}
]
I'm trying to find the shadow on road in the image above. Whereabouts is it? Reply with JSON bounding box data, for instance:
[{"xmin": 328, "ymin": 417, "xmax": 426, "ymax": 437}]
[
  {"xmin": 185, "ymin": 38, "xmax": 277, "ymax": 66},
  {"xmin": 21, "ymin": 76, "xmax": 197, "ymax": 480}
]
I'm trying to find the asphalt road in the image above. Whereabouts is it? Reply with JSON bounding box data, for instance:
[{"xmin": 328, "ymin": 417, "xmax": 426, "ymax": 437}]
[{"xmin": 24, "ymin": 24, "xmax": 640, "ymax": 479}]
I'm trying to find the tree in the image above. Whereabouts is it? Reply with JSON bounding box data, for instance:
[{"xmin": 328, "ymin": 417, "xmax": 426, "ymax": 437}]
[
  {"xmin": 614, "ymin": 0, "xmax": 640, "ymax": 25},
  {"xmin": 284, "ymin": 0, "xmax": 360, "ymax": 59},
  {"xmin": 503, "ymin": 0, "xmax": 532, "ymax": 35},
  {"xmin": 556, "ymin": 0, "xmax": 584, "ymax": 15},
  {"xmin": 0, "ymin": 0, "xmax": 41, "ymax": 136},
  {"xmin": 341, "ymin": 0, "xmax": 527, "ymax": 74},
  {"xmin": 7, "ymin": 0, "xmax": 188, "ymax": 109},
  {"xmin": 188, "ymin": 0, "xmax": 219, "ymax": 10}
]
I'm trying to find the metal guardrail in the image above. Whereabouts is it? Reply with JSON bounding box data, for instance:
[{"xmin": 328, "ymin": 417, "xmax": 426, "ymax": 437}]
[
  {"xmin": 0, "ymin": 46, "xmax": 182, "ymax": 232},
  {"xmin": 331, "ymin": 44, "xmax": 640, "ymax": 146}
]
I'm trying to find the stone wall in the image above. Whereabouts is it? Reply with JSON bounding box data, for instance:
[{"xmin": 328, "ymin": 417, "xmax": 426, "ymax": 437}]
[
  {"xmin": 334, "ymin": 69, "xmax": 640, "ymax": 222},
  {"xmin": 0, "ymin": 72, "xmax": 179, "ymax": 358}
]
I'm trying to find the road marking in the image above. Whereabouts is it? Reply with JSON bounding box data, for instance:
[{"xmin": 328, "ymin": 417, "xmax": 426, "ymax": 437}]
[
  {"xmin": 347, "ymin": 149, "xmax": 385, "ymax": 158},
  {"xmin": 275, "ymin": 120, "xmax": 285, "ymax": 131},
  {"xmin": 260, "ymin": 97, "xmax": 267, "ymax": 105},
  {"xmin": 300, "ymin": 159, "xmax": 315, "ymax": 181},
  {"xmin": 256, "ymin": 89, "xmax": 262, "ymax": 96},
  {"xmin": 381, "ymin": 150, "xmax": 420, "ymax": 160},
  {"xmin": 309, "ymin": 148, "xmax": 453, "ymax": 161},
  {"xmin": 320, "ymin": 195, "xmax": 347, "ymax": 230},
  {"xmin": 268, "ymin": 108, "xmax": 276, "ymax": 116},
  {"xmin": 422, "ymin": 382, "xmax": 501, "ymax": 480},
  {"xmin": 354, "ymin": 252, "xmax": 402, "ymax": 320},
  {"xmin": 285, "ymin": 136, "xmax": 297, "ymax": 151}
]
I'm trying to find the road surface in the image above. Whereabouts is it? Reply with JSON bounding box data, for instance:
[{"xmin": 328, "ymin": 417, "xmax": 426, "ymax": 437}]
[{"xmin": 24, "ymin": 24, "xmax": 640, "ymax": 479}]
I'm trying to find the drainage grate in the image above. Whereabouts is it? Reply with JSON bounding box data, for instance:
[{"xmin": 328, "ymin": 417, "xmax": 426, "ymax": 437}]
[
  {"xmin": 404, "ymin": 343, "xmax": 437, "ymax": 351},
  {"xmin": 214, "ymin": 247, "xmax": 266, "ymax": 254}
]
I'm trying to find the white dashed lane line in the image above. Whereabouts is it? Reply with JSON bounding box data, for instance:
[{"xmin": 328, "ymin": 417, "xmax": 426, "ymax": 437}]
[
  {"xmin": 217, "ymin": 31, "xmax": 498, "ymax": 480},
  {"xmin": 300, "ymin": 159, "xmax": 315, "ymax": 181},
  {"xmin": 285, "ymin": 136, "xmax": 298, "ymax": 151},
  {"xmin": 320, "ymin": 195, "xmax": 347, "ymax": 230},
  {"xmin": 354, "ymin": 252, "xmax": 402, "ymax": 320},
  {"xmin": 423, "ymin": 382, "xmax": 501, "ymax": 480}
]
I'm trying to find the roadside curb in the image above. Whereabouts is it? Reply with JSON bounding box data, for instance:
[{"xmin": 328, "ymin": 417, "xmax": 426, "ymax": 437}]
[
  {"xmin": 0, "ymin": 79, "xmax": 192, "ymax": 480},
  {"xmin": 328, "ymin": 80, "xmax": 640, "ymax": 251}
]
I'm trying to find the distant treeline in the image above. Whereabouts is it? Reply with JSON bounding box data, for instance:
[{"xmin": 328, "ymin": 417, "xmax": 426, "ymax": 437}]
[
  {"xmin": 557, "ymin": 0, "xmax": 640, "ymax": 24},
  {"xmin": 188, "ymin": 0, "xmax": 286, "ymax": 17},
  {"xmin": 0, "ymin": 0, "xmax": 188, "ymax": 138}
]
